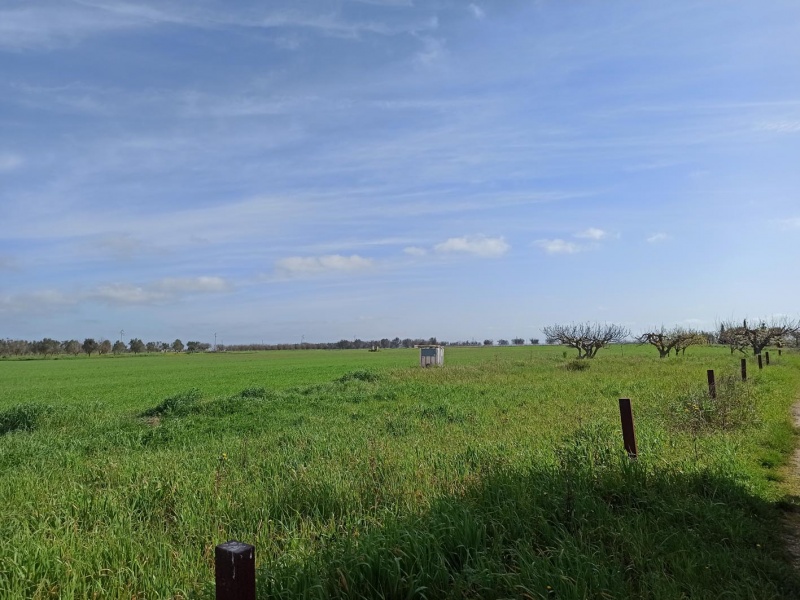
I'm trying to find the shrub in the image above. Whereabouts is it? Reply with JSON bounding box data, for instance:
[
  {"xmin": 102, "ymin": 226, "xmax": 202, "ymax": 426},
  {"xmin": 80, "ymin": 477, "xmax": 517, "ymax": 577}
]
[
  {"xmin": 337, "ymin": 370, "xmax": 379, "ymax": 383},
  {"xmin": 141, "ymin": 389, "xmax": 202, "ymax": 418},
  {"xmin": 563, "ymin": 359, "xmax": 590, "ymax": 371},
  {"xmin": 669, "ymin": 374, "xmax": 758, "ymax": 433},
  {"xmin": 0, "ymin": 403, "xmax": 52, "ymax": 435}
]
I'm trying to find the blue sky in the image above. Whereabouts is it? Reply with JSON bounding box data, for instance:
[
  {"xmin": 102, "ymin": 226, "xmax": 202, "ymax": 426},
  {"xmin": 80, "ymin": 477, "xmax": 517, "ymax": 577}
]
[{"xmin": 1, "ymin": 1, "xmax": 799, "ymax": 344}]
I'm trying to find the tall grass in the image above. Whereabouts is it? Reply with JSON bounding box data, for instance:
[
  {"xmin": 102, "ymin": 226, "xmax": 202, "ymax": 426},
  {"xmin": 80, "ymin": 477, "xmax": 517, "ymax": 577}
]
[{"xmin": 0, "ymin": 347, "xmax": 798, "ymax": 598}]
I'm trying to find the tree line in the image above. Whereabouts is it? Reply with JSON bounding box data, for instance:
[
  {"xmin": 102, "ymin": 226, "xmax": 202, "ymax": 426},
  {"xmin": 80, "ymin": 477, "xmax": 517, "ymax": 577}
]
[
  {"xmin": 0, "ymin": 338, "xmax": 209, "ymax": 358},
  {"xmin": 2, "ymin": 318, "xmax": 797, "ymax": 358}
]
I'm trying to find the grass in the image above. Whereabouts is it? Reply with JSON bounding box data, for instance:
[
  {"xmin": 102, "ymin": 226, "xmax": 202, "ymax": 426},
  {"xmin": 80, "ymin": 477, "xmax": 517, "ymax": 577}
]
[{"xmin": 1, "ymin": 346, "xmax": 799, "ymax": 598}]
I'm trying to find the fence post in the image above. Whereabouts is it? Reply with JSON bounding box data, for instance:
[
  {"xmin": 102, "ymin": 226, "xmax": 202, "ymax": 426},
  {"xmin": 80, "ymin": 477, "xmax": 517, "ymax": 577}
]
[
  {"xmin": 618, "ymin": 398, "xmax": 638, "ymax": 458},
  {"xmin": 216, "ymin": 540, "xmax": 255, "ymax": 600},
  {"xmin": 758, "ymin": 354, "xmax": 763, "ymax": 370},
  {"xmin": 765, "ymin": 351, "xmax": 770, "ymax": 365},
  {"xmin": 741, "ymin": 358, "xmax": 747, "ymax": 382},
  {"xmin": 707, "ymin": 369, "xmax": 716, "ymax": 399}
]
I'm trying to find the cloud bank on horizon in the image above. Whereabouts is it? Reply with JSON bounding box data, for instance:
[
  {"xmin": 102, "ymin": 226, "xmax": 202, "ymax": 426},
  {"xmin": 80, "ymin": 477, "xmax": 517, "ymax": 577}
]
[{"xmin": 1, "ymin": 0, "xmax": 799, "ymax": 343}]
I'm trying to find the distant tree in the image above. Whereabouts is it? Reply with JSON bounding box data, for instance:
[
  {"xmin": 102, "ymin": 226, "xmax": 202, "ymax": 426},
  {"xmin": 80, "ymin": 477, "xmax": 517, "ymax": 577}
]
[
  {"xmin": 735, "ymin": 318, "xmax": 800, "ymax": 356},
  {"xmin": 112, "ymin": 340, "xmax": 126, "ymax": 355},
  {"xmin": 390, "ymin": 337, "xmax": 401, "ymax": 349},
  {"xmin": 673, "ymin": 329, "xmax": 706, "ymax": 356},
  {"xmin": 82, "ymin": 338, "xmax": 99, "ymax": 356},
  {"xmin": 98, "ymin": 339, "xmax": 112, "ymax": 355},
  {"xmin": 186, "ymin": 341, "xmax": 201, "ymax": 353},
  {"xmin": 718, "ymin": 323, "xmax": 748, "ymax": 354},
  {"xmin": 483, "ymin": 339, "xmax": 493, "ymax": 346},
  {"xmin": 637, "ymin": 326, "xmax": 704, "ymax": 358},
  {"xmin": 160, "ymin": 342, "xmax": 170, "ymax": 352},
  {"xmin": 529, "ymin": 338, "xmax": 540, "ymax": 345},
  {"xmin": 512, "ymin": 338, "xmax": 525, "ymax": 345},
  {"xmin": 541, "ymin": 322, "xmax": 629, "ymax": 359},
  {"xmin": 145, "ymin": 341, "xmax": 159, "ymax": 353},
  {"xmin": 172, "ymin": 339, "xmax": 184, "ymax": 353},
  {"xmin": 129, "ymin": 338, "xmax": 145, "ymax": 354},
  {"xmin": 36, "ymin": 338, "xmax": 61, "ymax": 357},
  {"xmin": 497, "ymin": 339, "xmax": 509, "ymax": 346},
  {"xmin": 63, "ymin": 339, "xmax": 81, "ymax": 356}
]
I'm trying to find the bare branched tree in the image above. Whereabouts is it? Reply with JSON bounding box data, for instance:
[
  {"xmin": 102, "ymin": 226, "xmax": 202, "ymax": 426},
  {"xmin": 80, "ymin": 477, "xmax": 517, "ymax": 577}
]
[
  {"xmin": 718, "ymin": 322, "xmax": 749, "ymax": 354},
  {"xmin": 673, "ymin": 328, "xmax": 707, "ymax": 356},
  {"xmin": 636, "ymin": 326, "xmax": 679, "ymax": 358},
  {"xmin": 637, "ymin": 326, "xmax": 705, "ymax": 358},
  {"xmin": 719, "ymin": 318, "xmax": 799, "ymax": 355},
  {"xmin": 541, "ymin": 322, "xmax": 629, "ymax": 359}
]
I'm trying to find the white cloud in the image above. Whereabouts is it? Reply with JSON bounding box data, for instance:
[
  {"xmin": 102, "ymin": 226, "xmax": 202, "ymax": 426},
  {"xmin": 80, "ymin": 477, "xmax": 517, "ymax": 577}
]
[
  {"xmin": 154, "ymin": 276, "xmax": 230, "ymax": 294},
  {"xmin": 469, "ymin": 4, "xmax": 486, "ymax": 19},
  {"xmin": 403, "ymin": 246, "xmax": 427, "ymax": 256},
  {"xmin": 0, "ymin": 153, "xmax": 23, "ymax": 171},
  {"xmin": 92, "ymin": 276, "xmax": 230, "ymax": 305},
  {"xmin": 780, "ymin": 218, "xmax": 800, "ymax": 229},
  {"xmin": 646, "ymin": 232, "xmax": 670, "ymax": 243},
  {"xmin": 535, "ymin": 239, "xmax": 580, "ymax": 255},
  {"xmin": 755, "ymin": 120, "xmax": 800, "ymax": 133},
  {"xmin": 434, "ymin": 235, "xmax": 509, "ymax": 257},
  {"xmin": 276, "ymin": 254, "xmax": 375, "ymax": 276},
  {"xmin": 574, "ymin": 227, "xmax": 607, "ymax": 240},
  {"xmin": 0, "ymin": 289, "xmax": 75, "ymax": 314}
]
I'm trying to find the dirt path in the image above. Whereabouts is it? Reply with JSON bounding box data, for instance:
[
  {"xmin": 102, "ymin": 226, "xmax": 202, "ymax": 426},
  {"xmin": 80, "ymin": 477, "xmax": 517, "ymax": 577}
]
[{"xmin": 781, "ymin": 401, "xmax": 800, "ymax": 565}]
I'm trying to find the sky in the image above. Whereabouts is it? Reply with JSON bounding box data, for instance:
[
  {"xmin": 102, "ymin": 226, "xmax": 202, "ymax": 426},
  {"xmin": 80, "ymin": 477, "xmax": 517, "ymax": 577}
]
[{"xmin": 1, "ymin": 0, "xmax": 800, "ymax": 345}]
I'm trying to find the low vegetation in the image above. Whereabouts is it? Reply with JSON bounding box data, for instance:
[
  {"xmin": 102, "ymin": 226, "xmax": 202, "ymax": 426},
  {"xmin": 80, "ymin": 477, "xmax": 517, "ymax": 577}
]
[{"xmin": 1, "ymin": 346, "xmax": 799, "ymax": 598}]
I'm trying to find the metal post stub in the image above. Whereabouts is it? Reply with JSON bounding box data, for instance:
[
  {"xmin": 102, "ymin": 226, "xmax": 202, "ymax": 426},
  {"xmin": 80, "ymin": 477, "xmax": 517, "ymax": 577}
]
[{"xmin": 216, "ymin": 540, "xmax": 255, "ymax": 600}]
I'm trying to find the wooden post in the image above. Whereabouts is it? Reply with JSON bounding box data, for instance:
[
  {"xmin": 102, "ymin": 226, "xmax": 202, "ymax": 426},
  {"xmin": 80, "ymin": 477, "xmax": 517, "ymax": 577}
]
[
  {"xmin": 707, "ymin": 369, "xmax": 716, "ymax": 399},
  {"xmin": 758, "ymin": 354, "xmax": 763, "ymax": 370},
  {"xmin": 779, "ymin": 349, "xmax": 782, "ymax": 356},
  {"xmin": 765, "ymin": 351, "xmax": 770, "ymax": 365},
  {"xmin": 618, "ymin": 398, "xmax": 638, "ymax": 458},
  {"xmin": 216, "ymin": 541, "xmax": 255, "ymax": 600},
  {"xmin": 741, "ymin": 358, "xmax": 747, "ymax": 382}
]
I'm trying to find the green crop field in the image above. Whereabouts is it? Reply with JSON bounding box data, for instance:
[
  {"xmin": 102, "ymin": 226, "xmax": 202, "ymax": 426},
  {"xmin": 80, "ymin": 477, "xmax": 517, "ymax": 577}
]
[{"xmin": 2, "ymin": 346, "xmax": 800, "ymax": 599}]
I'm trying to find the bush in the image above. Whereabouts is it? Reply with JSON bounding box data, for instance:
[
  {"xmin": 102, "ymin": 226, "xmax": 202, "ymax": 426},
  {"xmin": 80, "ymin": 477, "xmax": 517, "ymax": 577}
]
[
  {"xmin": 563, "ymin": 359, "xmax": 590, "ymax": 371},
  {"xmin": 669, "ymin": 374, "xmax": 758, "ymax": 433},
  {"xmin": 337, "ymin": 370, "xmax": 379, "ymax": 383},
  {"xmin": 0, "ymin": 403, "xmax": 52, "ymax": 435},
  {"xmin": 141, "ymin": 389, "xmax": 202, "ymax": 418}
]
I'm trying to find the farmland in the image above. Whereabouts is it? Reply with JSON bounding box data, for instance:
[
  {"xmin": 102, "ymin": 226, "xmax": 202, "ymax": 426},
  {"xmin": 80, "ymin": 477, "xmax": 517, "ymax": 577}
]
[{"xmin": 2, "ymin": 346, "xmax": 800, "ymax": 598}]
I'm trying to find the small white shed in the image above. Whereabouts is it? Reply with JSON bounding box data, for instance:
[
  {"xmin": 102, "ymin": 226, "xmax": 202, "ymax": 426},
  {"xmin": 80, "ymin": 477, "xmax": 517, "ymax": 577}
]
[{"xmin": 418, "ymin": 345, "xmax": 444, "ymax": 367}]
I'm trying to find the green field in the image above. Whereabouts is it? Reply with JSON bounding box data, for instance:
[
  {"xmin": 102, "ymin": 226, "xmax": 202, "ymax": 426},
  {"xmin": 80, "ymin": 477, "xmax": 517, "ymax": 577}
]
[{"xmin": 2, "ymin": 346, "xmax": 800, "ymax": 598}]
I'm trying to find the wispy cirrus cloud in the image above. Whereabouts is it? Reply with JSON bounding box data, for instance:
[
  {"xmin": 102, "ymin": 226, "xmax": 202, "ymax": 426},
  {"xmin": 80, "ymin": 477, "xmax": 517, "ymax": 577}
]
[
  {"xmin": 275, "ymin": 254, "xmax": 375, "ymax": 276},
  {"xmin": 0, "ymin": 153, "xmax": 23, "ymax": 171},
  {"xmin": 93, "ymin": 276, "xmax": 230, "ymax": 305},
  {"xmin": 403, "ymin": 246, "xmax": 427, "ymax": 256},
  {"xmin": 0, "ymin": 276, "xmax": 231, "ymax": 313},
  {"xmin": 646, "ymin": 232, "xmax": 670, "ymax": 243},
  {"xmin": 535, "ymin": 239, "xmax": 580, "ymax": 255},
  {"xmin": 434, "ymin": 235, "xmax": 509, "ymax": 258},
  {"xmin": 779, "ymin": 218, "xmax": 800, "ymax": 229},
  {"xmin": 574, "ymin": 227, "xmax": 608, "ymax": 240}
]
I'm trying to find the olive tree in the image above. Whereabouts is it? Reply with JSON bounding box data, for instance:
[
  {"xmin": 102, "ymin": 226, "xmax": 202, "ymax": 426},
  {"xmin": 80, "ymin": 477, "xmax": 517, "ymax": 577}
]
[{"xmin": 541, "ymin": 322, "xmax": 629, "ymax": 359}]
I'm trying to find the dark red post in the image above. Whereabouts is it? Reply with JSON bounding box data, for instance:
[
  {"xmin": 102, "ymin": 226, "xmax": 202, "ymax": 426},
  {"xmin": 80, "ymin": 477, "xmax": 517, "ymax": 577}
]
[
  {"xmin": 707, "ymin": 369, "xmax": 716, "ymax": 399},
  {"xmin": 765, "ymin": 351, "xmax": 770, "ymax": 365},
  {"xmin": 618, "ymin": 398, "xmax": 638, "ymax": 458},
  {"xmin": 741, "ymin": 358, "xmax": 747, "ymax": 382},
  {"xmin": 216, "ymin": 541, "xmax": 255, "ymax": 600},
  {"xmin": 758, "ymin": 354, "xmax": 763, "ymax": 370}
]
